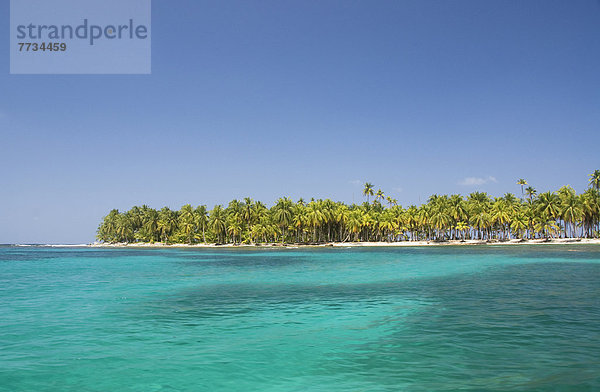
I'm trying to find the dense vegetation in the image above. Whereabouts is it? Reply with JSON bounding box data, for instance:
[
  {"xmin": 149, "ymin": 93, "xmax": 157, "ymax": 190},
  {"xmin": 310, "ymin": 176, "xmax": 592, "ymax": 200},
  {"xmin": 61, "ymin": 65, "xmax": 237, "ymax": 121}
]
[{"xmin": 97, "ymin": 171, "xmax": 600, "ymax": 244}]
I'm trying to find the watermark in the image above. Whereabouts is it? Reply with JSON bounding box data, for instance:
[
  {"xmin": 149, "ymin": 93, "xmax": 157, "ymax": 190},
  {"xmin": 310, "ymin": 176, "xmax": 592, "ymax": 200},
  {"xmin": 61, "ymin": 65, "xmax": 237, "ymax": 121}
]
[{"xmin": 10, "ymin": 0, "xmax": 151, "ymax": 74}]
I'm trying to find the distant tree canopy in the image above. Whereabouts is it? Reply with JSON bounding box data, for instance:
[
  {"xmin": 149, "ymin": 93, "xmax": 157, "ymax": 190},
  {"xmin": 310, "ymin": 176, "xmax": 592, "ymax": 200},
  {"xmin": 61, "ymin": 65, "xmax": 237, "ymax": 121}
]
[{"xmin": 97, "ymin": 172, "xmax": 600, "ymax": 244}]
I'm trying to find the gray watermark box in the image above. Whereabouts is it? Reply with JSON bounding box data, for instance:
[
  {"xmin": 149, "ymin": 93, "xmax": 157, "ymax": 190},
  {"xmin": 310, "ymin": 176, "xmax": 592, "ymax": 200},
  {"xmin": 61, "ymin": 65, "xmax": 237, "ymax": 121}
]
[{"xmin": 10, "ymin": 0, "xmax": 151, "ymax": 74}]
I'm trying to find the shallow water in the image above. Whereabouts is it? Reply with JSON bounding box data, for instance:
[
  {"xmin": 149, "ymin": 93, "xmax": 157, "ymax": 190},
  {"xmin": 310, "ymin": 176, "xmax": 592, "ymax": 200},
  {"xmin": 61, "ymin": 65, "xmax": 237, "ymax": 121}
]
[{"xmin": 1, "ymin": 246, "xmax": 599, "ymax": 391}]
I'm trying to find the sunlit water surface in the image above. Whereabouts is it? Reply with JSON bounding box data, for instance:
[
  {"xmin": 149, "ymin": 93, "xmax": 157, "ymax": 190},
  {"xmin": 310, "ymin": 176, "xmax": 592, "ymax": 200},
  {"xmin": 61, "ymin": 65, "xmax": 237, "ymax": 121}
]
[{"xmin": 1, "ymin": 245, "xmax": 599, "ymax": 391}]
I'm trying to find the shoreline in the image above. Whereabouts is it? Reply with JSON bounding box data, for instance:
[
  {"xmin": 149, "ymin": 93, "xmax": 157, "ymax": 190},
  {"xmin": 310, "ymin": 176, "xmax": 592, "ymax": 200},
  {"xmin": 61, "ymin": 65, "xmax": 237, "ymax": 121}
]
[{"xmin": 30, "ymin": 238, "xmax": 600, "ymax": 248}]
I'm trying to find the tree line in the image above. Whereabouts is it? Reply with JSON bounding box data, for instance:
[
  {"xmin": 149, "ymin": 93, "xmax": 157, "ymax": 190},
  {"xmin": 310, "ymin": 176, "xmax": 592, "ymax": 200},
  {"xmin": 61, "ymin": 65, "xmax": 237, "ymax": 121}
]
[{"xmin": 97, "ymin": 171, "xmax": 600, "ymax": 244}]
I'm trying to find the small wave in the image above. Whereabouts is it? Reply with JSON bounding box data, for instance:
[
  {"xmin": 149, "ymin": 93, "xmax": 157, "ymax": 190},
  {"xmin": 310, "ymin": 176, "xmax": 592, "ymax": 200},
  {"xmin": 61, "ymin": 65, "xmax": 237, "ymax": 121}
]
[{"xmin": 48, "ymin": 244, "xmax": 89, "ymax": 247}]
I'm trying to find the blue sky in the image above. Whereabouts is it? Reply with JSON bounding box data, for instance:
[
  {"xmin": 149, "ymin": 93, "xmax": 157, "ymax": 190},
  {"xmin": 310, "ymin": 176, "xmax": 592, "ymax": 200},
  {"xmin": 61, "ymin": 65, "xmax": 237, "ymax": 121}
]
[{"xmin": 1, "ymin": 0, "xmax": 599, "ymax": 243}]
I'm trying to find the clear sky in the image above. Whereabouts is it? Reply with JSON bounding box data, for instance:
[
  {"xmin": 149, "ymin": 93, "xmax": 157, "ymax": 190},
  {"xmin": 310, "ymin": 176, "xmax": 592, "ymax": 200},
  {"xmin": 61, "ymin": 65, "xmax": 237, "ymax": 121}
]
[{"xmin": 1, "ymin": 0, "xmax": 599, "ymax": 244}]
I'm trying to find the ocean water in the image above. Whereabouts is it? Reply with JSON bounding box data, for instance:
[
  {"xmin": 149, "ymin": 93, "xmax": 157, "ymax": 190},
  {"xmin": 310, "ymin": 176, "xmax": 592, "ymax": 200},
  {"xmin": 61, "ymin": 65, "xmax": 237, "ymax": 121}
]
[{"xmin": 1, "ymin": 246, "xmax": 599, "ymax": 391}]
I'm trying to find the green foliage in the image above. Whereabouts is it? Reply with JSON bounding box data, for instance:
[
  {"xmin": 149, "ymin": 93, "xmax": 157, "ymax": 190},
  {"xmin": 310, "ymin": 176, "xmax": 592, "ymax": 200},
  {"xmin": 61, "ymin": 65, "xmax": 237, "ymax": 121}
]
[{"xmin": 97, "ymin": 172, "xmax": 600, "ymax": 244}]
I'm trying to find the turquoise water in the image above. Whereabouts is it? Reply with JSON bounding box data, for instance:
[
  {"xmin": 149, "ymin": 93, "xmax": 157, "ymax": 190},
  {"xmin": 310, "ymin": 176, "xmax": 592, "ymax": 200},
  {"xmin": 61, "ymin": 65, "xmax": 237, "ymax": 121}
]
[{"xmin": 1, "ymin": 246, "xmax": 599, "ymax": 391}]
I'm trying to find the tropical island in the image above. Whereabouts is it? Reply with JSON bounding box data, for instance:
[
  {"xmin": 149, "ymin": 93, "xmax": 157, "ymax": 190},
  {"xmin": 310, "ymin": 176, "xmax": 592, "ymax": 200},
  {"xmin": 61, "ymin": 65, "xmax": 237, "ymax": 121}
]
[{"xmin": 95, "ymin": 171, "xmax": 600, "ymax": 246}]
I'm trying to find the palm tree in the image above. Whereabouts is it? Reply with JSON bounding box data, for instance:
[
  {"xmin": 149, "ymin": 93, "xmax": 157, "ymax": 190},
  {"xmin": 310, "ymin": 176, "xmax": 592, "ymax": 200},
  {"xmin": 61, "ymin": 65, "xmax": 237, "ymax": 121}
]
[
  {"xmin": 517, "ymin": 179, "xmax": 527, "ymax": 199},
  {"xmin": 503, "ymin": 193, "xmax": 519, "ymax": 207},
  {"xmin": 561, "ymin": 195, "xmax": 583, "ymax": 238},
  {"xmin": 469, "ymin": 210, "xmax": 490, "ymax": 240},
  {"xmin": 178, "ymin": 204, "xmax": 196, "ymax": 243},
  {"xmin": 455, "ymin": 221, "xmax": 469, "ymax": 241},
  {"xmin": 209, "ymin": 205, "xmax": 226, "ymax": 243},
  {"xmin": 386, "ymin": 196, "xmax": 397, "ymax": 208},
  {"xmin": 417, "ymin": 205, "xmax": 432, "ymax": 240},
  {"xmin": 292, "ymin": 204, "xmax": 307, "ymax": 243},
  {"xmin": 536, "ymin": 192, "xmax": 560, "ymax": 222},
  {"xmin": 321, "ymin": 199, "xmax": 336, "ymax": 242},
  {"xmin": 226, "ymin": 216, "xmax": 243, "ymax": 244},
  {"xmin": 449, "ymin": 194, "xmax": 467, "ymax": 238},
  {"xmin": 128, "ymin": 206, "xmax": 143, "ymax": 234},
  {"xmin": 581, "ymin": 189, "xmax": 600, "ymax": 237},
  {"xmin": 347, "ymin": 209, "xmax": 365, "ymax": 241},
  {"xmin": 273, "ymin": 197, "xmax": 293, "ymax": 243},
  {"xmin": 375, "ymin": 189, "xmax": 385, "ymax": 203},
  {"xmin": 97, "ymin": 209, "xmax": 120, "ymax": 242},
  {"xmin": 96, "ymin": 171, "xmax": 599, "ymax": 244},
  {"xmin": 335, "ymin": 204, "xmax": 350, "ymax": 241},
  {"xmin": 430, "ymin": 206, "xmax": 451, "ymax": 240},
  {"xmin": 363, "ymin": 182, "xmax": 374, "ymax": 203},
  {"xmin": 589, "ymin": 170, "xmax": 600, "ymax": 191},
  {"xmin": 378, "ymin": 211, "xmax": 398, "ymax": 242},
  {"xmin": 242, "ymin": 197, "xmax": 254, "ymax": 242},
  {"xmin": 510, "ymin": 213, "xmax": 527, "ymax": 239},
  {"xmin": 306, "ymin": 202, "xmax": 324, "ymax": 242},
  {"xmin": 115, "ymin": 214, "xmax": 134, "ymax": 242},
  {"xmin": 157, "ymin": 207, "xmax": 177, "ymax": 243},
  {"xmin": 491, "ymin": 199, "xmax": 511, "ymax": 239},
  {"xmin": 525, "ymin": 186, "xmax": 537, "ymax": 202},
  {"xmin": 195, "ymin": 205, "xmax": 208, "ymax": 243},
  {"xmin": 142, "ymin": 208, "xmax": 159, "ymax": 242},
  {"xmin": 535, "ymin": 216, "xmax": 559, "ymax": 239}
]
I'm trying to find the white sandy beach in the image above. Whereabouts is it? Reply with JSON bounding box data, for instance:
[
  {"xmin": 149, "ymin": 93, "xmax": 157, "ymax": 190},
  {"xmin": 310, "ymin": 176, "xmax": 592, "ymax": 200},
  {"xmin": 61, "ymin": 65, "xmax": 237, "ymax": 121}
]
[{"xmin": 83, "ymin": 238, "xmax": 600, "ymax": 248}]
